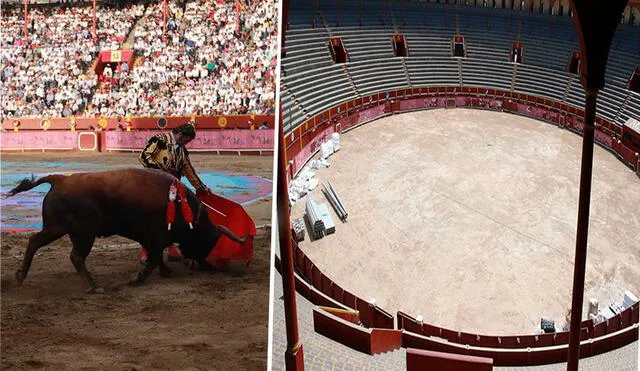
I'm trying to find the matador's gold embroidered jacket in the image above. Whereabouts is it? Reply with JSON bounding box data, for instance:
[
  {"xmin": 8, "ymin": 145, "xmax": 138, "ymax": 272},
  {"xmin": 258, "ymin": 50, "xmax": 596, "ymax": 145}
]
[{"xmin": 139, "ymin": 132, "xmax": 205, "ymax": 190}]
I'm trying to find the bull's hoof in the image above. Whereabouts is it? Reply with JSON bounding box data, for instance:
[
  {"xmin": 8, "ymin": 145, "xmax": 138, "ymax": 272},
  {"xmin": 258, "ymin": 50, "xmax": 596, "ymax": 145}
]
[
  {"xmin": 87, "ymin": 286, "xmax": 105, "ymax": 294},
  {"xmin": 15, "ymin": 269, "xmax": 25, "ymax": 284}
]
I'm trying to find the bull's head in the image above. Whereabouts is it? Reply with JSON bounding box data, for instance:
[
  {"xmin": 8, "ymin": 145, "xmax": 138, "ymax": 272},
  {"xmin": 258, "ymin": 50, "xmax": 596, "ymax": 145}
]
[{"xmin": 175, "ymin": 193, "xmax": 248, "ymax": 269}]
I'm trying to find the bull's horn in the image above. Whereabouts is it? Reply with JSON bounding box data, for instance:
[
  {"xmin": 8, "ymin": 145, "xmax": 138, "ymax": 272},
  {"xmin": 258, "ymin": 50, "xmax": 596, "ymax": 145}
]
[{"xmin": 216, "ymin": 225, "xmax": 247, "ymax": 243}]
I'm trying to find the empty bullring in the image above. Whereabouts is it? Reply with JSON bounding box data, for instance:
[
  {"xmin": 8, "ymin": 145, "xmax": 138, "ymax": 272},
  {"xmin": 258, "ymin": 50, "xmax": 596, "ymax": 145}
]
[
  {"xmin": 276, "ymin": 0, "xmax": 640, "ymax": 368},
  {"xmin": 290, "ymin": 108, "xmax": 640, "ymax": 335}
]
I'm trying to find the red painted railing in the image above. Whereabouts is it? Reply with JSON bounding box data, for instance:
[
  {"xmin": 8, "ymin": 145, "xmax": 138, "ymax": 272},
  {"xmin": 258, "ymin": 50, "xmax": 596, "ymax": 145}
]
[{"xmin": 284, "ymin": 87, "xmax": 639, "ymax": 180}]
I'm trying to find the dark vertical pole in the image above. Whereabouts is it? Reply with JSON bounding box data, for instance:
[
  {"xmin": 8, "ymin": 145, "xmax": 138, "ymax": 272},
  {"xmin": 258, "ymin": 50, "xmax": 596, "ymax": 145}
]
[
  {"xmin": 566, "ymin": 90, "xmax": 598, "ymax": 371},
  {"xmin": 336, "ymin": 0, "xmax": 340, "ymax": 27},
  {"xmin": 360, "ymin": 0, "xmax": 363, "ymax": 27},
  {"xmin": 278, "ymin": 114, "xmax": 305, "ymax": 371},
  {"xmin": 278, "ymin": 0, "xmax": 303, "ymax": 369},
  {"xmin": 564, "ymin": 0, "xmax": 628, "ymax": 366}
]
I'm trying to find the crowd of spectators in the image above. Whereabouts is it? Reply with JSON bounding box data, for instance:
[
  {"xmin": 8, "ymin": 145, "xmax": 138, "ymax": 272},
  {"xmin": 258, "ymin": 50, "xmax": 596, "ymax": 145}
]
[
  {"xmin": 1, "ymin": 3, "xmax": 143, "ymax": 118},
  {"xmin": 86, "ymin": 0, "xmax": 277, "ymax": 116},
  {"xmin": 1, "ymin": 0, "xmax": 277, "ymax": 119}
]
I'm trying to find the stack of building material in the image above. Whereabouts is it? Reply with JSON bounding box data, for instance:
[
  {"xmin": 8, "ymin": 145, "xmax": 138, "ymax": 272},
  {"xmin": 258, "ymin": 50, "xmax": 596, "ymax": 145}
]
[
  {"xmin": 318, "ymin": 203, "xmax": 335, "ymax": 234},
  {"xmin": 292, "ymin": 218, "xmax": 306, "ymax": 242},
  {"xmin": 289, "ymin": 169, "xmax": 319, "ymax": 204},
  {"xmin": 591, "ymin": 290, "xmax": 639, "ymax": 322},
  {"xmin": 588, "ymin": 299, "xmax": 599, "ymax": 320},
  {"xmin": 331, "ymin": 132, "xmax": 340, "ymax": 152},
  {"xmin": 320, "ymin": 141, "xmax": 334, "ymax": 159},
  {"xmin": 305, "ymin": 198, "xmax": 325, "ymax": 239},
  {"xmin": 322, "ymin": 182, "xmax": 348, "ymax": 222},
  {"xmin": 623, "ymin": 291, "xmax": 638, "ymax": 309},
  {"xmin": 540, "ymin": 318, "xmax": 555, "ymax": 333}
]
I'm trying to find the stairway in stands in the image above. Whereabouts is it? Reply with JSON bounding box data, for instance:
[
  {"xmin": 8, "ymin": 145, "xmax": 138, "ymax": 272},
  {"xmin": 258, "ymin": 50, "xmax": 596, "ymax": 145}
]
[
  {"xmin": 85, "ymin": 56, "xmax": 99, "ymax": 78},
  {"xmin": 121, "ymin": 2, "xmax": 149, "ymax": 50}
]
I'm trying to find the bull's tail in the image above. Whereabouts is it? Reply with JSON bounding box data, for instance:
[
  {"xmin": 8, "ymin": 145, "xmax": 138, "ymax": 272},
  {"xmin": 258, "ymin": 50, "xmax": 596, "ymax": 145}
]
[
  {"xmin": 215, "ymin": 225, "xmax": 248, "ymax": 244},
  {"xmin": 5, "ymin": 174, "xmax": 65, "ymax": 197}
]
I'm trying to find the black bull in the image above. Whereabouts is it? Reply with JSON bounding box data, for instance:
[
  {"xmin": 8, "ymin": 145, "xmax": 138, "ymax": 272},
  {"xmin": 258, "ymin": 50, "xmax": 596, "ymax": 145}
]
[{"xmin": 6, "ymin": 168, "xmax": 247, "ymax": 293}]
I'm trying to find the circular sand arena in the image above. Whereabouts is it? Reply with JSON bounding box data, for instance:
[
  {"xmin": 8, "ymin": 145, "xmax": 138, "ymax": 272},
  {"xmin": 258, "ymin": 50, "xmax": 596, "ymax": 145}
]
[{"xmin": 291, "ymin": 108, "xmax": 640, "ymax": 335}]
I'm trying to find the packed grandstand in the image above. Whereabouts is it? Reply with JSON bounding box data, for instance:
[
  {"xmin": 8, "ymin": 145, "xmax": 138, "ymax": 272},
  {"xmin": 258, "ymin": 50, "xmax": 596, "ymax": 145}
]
[{"xmin": 0, "ymin": 0, "xmax": 278, "ymax": 119}]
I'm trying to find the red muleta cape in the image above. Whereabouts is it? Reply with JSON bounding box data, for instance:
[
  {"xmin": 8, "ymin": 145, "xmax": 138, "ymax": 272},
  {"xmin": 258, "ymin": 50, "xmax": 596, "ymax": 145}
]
[{"xmin": 196, "ymin": 190, "xmax": 256, "ymax": 270}]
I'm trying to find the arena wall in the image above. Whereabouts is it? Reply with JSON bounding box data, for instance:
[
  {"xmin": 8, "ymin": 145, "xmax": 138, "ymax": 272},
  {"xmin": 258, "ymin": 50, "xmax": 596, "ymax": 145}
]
[
  {"xmin": 312, "ymin": 307, "xmax": 403, "ymax": 355},
  {"xmin": 1, "ymin": 130, "xmax": 81, "ymax": 151},
  {"xmin": 285, "ymin": 235, "xmax": 639, "ymax": 364},
  {"xmin": 2, "ymin": 114, "xmax": 274, "ymax": 131},
  {"xmin": 397, "ymin": 306, "xmax": 639, "ymax": 349},
  {"xmin": 283, "ymin": 88, "xmax": 640, "ymax": 363},
  {"xmin": 284, "ymin": 87, "xmax": 640, "ymax": 180},
  {"xmin": 102, "ymin": 130, "xmax": 274, "ymax": 154},
  {"xmin": 406, "ymin": 349, "xmax": 493, "ymax": 371},
  {"xmin": 401, "ymin": 324, "xmax": 638, "ymax": 366},
  {"xmin": 1, "ymin": 115, "xmax": 275, "ymax": 154}
]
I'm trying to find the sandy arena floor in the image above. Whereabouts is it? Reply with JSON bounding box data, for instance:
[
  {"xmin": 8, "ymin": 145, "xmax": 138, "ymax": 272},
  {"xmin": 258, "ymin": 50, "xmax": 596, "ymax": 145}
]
[
  {"xmin": 291, "ymin": 108, "xmax": 640, "ymax": 335},
  {"xmin": 1, "ymin": 153, "xmax": 273, "ymax": 370}
]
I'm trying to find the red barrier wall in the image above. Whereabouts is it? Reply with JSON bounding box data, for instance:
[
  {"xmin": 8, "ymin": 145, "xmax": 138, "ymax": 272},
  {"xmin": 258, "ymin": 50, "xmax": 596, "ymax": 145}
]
[
  {"xmin": 320, "ymin": 306, "xmax": 361, "ymax": 325},
  {"xmin": 1, "ymin": 130, "xmax": 79, "ymax": 151},
  {"xmin": 3, "ymin": 114, "xmax": 274, "ymax": 131},
  {"xmin": 370, "ymin": 328, "xmax": 404, "ymax": 355},
  {"xmin": 104, "ymin": 130, "xmax": 274, "ymax": 152},
  {"xmin": 402, "ymin": 324, "xmax": 639, "ymax": 367},
  {"xmin": 313, "ymin": 307, "xmax": 372, "ymax": 354},
  {"xmin": 396, "ymin": 303, "xmax": 638, "ymax": 350},
  {"xmin": 290, "ymin": 239, "xmax": 395, "ymax": 329},
  {"xmin": 2, "ymin": 129, "xmax": 274, "ymax": 154},
  {"xmin": 78, "ymin": 132, "xmax": 99, "ymax": 151},
  {"xmin": 289, "ymin": 238, "xmax": 638, "ymax": 365},
  {"xmin": 312, "ymin": 307, "xmax": 403, "ymax": 355},
  {"xmin": 406, "ymin": 348, "xmax": 493, "ymax": 371},
  {"xmin": 284, "ymin": 86, "xmax": 639, "ymax": 181},
  {"xmin": 274, "ymin": 254, "xmax": 349, "ymax": 311},
  {"xmin": 291, "ymin": 239, "xmax": 638, "ymax": 363}
]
